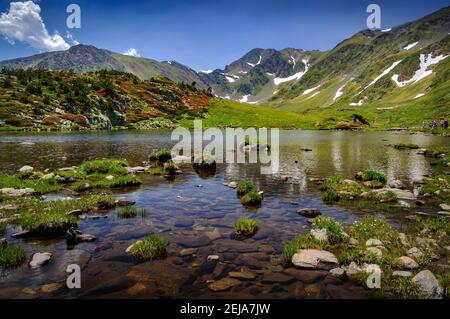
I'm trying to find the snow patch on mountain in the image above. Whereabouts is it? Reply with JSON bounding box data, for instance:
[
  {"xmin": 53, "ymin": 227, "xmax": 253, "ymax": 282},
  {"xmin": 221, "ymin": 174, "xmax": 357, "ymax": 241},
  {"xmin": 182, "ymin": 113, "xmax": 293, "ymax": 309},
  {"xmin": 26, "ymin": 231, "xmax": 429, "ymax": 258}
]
[
  {"xmin": 274, "ymin": 59, "xmax": 309, "ymax": 85},
  {"xmin": 360, "ymin": 60, "xmax": 402, "ymax": 93},
  {"xmin": 381, "ymin": 28, "xmax": 392, "ymax": 32},
  {"xmin": 247, "ymin": 55, "xmax": 262, "ymax": 67},
  {"xmin": 391, "ymin": 53, "xmax": 448, "ymax": 87},
  {"xmin": 303, "ymin": 85, "xmax": 321, "ymax": 95},
  {"xmin": 239, "ymin": 95, "xmax": 251, "ymax": 103},
  {"xmin": 334, "ymin": 83, "xmax": 346, "ymax": 100},
  {"xmin": 289, "ymin": 56, "xmax": 296, "ymax": 69},
  {"xmin": 403, "ymin": 42, "xmax": 418, "ymax": 50},
  {"xmin": 199, "ymin": 70, "xmax": 213, "ymax": 74}
]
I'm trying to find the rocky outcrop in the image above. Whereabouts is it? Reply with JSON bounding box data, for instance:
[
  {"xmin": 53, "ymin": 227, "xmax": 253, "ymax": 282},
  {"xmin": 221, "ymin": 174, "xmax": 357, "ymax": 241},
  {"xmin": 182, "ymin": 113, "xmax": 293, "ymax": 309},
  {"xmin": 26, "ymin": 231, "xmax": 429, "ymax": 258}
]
[{"xmin": 292, "ymin": 249, "xmax": 338, "ymax": 270}]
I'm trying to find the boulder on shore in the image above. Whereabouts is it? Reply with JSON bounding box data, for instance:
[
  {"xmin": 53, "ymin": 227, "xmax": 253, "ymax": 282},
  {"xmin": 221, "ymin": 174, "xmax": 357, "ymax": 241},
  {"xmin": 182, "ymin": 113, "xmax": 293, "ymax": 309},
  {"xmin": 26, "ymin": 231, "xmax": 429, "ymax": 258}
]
[
  {"xmin": 292, "ymin": 249, "xmax": 338, "ymax": 270},
  {"xmin": 412, "ymin": 270, "xmax": 443, "ymax": 299}
]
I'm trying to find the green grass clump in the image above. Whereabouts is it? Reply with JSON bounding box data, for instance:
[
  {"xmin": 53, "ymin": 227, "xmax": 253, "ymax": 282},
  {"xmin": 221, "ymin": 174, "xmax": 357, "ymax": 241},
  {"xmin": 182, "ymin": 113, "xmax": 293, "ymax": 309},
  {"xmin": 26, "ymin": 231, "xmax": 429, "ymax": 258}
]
[
  {"xmin": 312, "ymin": 216, "xmax": 348, "ymax": 245},
  {"xmin": 109, "ymin": 175, "xmax": 141, "ymax": 188},
  {"xmin": 147, "ymin": 167, "xmax": 167, "ymax": 176},
  {"xmin": 0, "ymin": 173, "xmax": 58, "ymax": 194},
  {"xmin": 240, "ymin": 191, "xmax": 263, "ymax": 207},
  {"xmin": 419, "ymin": 175, "xmax": 450, "ymax": 200},
  {"xmin": 8, "ymin": 195, "xmax": 116, "ymax": 234},
  {"xmin": 283, "ymin": 234, "xmax": 328, "ymax": 260},
  {"xmin": 393, "ymin": 143, "xmax": 419, "ymax": 150},
  {"xmin": 163, "ymin": 161, "xmax": 179, "ymax": 175},
  {"xmin": 117, "ymin": 206, "xmax": 148, "ymax": 219},
  {"xmin": 79, "ymin": 159, "xmax": 128, "ymax": 175},
  {"xmin": 234, "ymin": 218, "xmax": 259, "ymax": 238},
  {"xmin": 383, "ymin": 276, "xmax": 421, "ymax": 299},
  {"xmin": 0, "ymin": 245, "xmax": 26, "ymax": 269},
  {"xmin": 0, "ymin": 222, "xmax": 6, "ymax": 235},
  {"xmin": 348, "ymin": 216, "xmax": 399, "ymax": 242},
  {"xmin": 149, "ymin": 149, "xmax": 172, "ymax": 163},
  {"xmin": 236, "ymin": 182, "xmax": 257, "ymax": 196},
  {"xmin": 129, "ymin": 235, "xmax": 167, "ymax": 261},
  {"xmin": 361, "ymin": 170, "xmax": 387, "ymax": 184}
]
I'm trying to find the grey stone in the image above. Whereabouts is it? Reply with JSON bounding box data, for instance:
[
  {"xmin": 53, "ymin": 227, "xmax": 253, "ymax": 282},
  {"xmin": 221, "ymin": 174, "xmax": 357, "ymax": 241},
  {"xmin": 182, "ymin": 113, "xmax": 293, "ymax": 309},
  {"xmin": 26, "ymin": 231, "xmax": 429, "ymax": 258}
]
[
  {"xmin": 208, "ymin": 278, "xmax": 241, "ymax": 292},
  {"xmin": 412, "ymin": 270, "xmax": 443, "ymax": 299},
  {"xmin": 310, "ymin": 228, "xmax": 328, "ymax": 242},
  {"xmin": 297, "ymin": 208, "xmax": 321, "ymax": 218},
  {"xmin": 1, "ymin": 188, "xmax": 35, "ymax": 197},
  {"xmin": 329, "ymin": 267, "xmax": 345, "ymax": 278},
  {"xmin": 397, "ymin": 256, "xmax": 419, "ymax": 270},
  {"xmin": 393, "ymin": 271, "xmax": 413, "ymax": 277},
  {"xmin": 366, "ymin": 239, "xmax": 383, "ymax": 247},
  {"xmin": 29, "ymin": 252, "xmax": 52, "ymax": 269},
  {"xmin": 19, "ymin": 165, "xmax": 34, "ymax": 173},
  {"xmin": 292, "ymin": 249, "xmax": 338, "ymax": 270},
  {"xmin": 407, "ymin": 247, "xmax": 423, "ymax": 259},
  {"xmin": 366, "ymin": 247, "xmax": 383, "ymax": 257}
]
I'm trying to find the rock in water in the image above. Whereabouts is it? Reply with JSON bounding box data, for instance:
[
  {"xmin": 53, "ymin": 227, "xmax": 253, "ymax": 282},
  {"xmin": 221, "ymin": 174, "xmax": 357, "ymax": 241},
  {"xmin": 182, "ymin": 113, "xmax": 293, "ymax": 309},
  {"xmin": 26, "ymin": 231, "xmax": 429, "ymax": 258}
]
[
  {"xmin": 292, "ymin": 249, "xmax": 338, "ymax": 270},
  {"xmin": 297, "ymin": 208, "xmax": 321, "ymax": 218},
  {"xmin": 412, "ymin": 270, "xmax": 443, "ymax": 299},
  {"xmin": 388, "ymin": 180, "xmax": 405, "ymax": 189},
  {"xmin": 229, "ymin": 267, "xmax": 256, "ymax": 280},
  {"xmin": 30, "ymin": 252, "xmax": 52, "ymax": 269},
  {"xmin": 208, "ymin": 278, "xmax": 241, "ymax": 292}
]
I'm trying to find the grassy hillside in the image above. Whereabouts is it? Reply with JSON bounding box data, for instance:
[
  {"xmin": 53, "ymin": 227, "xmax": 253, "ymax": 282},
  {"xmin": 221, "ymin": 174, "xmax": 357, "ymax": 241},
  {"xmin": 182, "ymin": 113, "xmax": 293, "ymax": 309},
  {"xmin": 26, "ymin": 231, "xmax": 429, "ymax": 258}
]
[{"xmin": 180, "ymin": 99, "xmax": 315, "ymax": 129}]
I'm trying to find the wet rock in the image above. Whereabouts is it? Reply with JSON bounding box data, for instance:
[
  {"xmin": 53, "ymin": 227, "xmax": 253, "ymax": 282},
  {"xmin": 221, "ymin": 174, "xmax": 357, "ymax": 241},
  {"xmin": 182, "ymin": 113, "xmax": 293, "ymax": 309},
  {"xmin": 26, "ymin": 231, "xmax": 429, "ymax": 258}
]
[
  {"xmin": 12, "ymin": 230, "xmax": 32, "ymax": 238},
  {"xmin": 224, "ymin": 181, "xmax": 237, "ymax": 189},
  {"xmin": 216, "ymin": 240, "xmax": 258, "ymax": 253},
  {"xmin": 30, "ymin": 252, "xmax": 52, "ymax": 269},
  {"xmin": 363, "ymin": 181, "xmax": 384, "ymax": 189},
  {"xmin": 19, "ymin": 165, "xmax": 34, "ymax": 173},
  {"xmin": 261, "ymin": 273, "xmax": 295, "ymax": 285},
  {"xmin": 213, "ymin": 263, "xmax": 230, "ymax": 279},
  {"xmin": 393, "ymin": 271, "xmax": 413, "ymax": 277},
  {"xmin": 311, "ymin": 228, "xmax": 328, "ymax": 242},
  {"xmin": 386, "ymin": 188, "xmax": 415, "ymax": 200},
  {"xmin": 174, "ymin": 219, "xmax": 194, "ymax": 228},
  {"xmin": 208, "ymin": 278, "xmax": 241, "ymax": 292},
  {"xmin": 66, "ymin": 209, "xmax": 83, "ymax": 217},
  {"xmin": 66, "ymin": 227, "xmax": 96, "ymax": 245},
  {"xmin": 416, "ymin": 200, "xmax": 426, "ymax": 206},
  {"xmin": 366, "ymin": 239, "xmax": 383, "ymax": 247},
  {"xmin": 234, "ymin": 254, "xmax": 266, "ymax": 269},
  {"xmin": 329, "ymin": 268, "xmax": 345, "ymax": 279},
  {"xmin": 205, "ymin": 229, "xmax": 222, "ymax": 241},
  {"xmin": 228, "ymin": 267, "xmax": 256, "ymax": 280},
  {"xmin": 180, "ymin": 248, "xmax": 197, "ymax": 257},
  {"xmin": 412, "ymin": 270, "xmax": 443, "ymax": 299},
  {"xmin": 407, "ymin": 247, "xmax": 423, "ymax": 259},
  {"xmin": 1, "ymin": 188, "xmax": 36, "ymax": 197},
  {"xmin": 366, "ymin": 247, "xmax": 383, "ymax": 257},
  {"xmin": 297, "ymin": 208, "xmax": 321, "ymax": 218},
  {"xmin": 127, "ymin": 282, "xmax": 148, "ymax": 296},
  {"xmin": 292, "ymin": 249, "xmax": 338, "ymax": 270},
  {"xmin": 22, "ymin": 287, "xmax": 37, "ymax": 296},
  {"xmin": 397, "ymin": 256, "xmax": 419, "ymax": 270},
  {"xmin": 177, "ymin": 235, "xmax": 211, "ymax": 248},
  {"xmin": 283, "ymin": 268, "xmax": 328, "ymax": 283},
  {"xmin": 207, "ymin": 255, "xmax": 220, "ymax": 262},
  {"xmin": 41, "ymin": 283, "xmax": 63, "ymax": 294},
  {"xmin": 77, "ymin": 234, "xmax": 97, "ymax": 243},
  {"xmin": 115, "ymin": 199, "xmax": 136, "ymax": 207},
  {"xmin": 126, "ymin": 241, "xmax": 142, "ymax": 254},
  {"xmin": 389, "ymin": 180, "xmax": 405, "ymax": 189},
  {"xmin": 59, "ymin": 188, "xmax": 80, "ymax": 197}
]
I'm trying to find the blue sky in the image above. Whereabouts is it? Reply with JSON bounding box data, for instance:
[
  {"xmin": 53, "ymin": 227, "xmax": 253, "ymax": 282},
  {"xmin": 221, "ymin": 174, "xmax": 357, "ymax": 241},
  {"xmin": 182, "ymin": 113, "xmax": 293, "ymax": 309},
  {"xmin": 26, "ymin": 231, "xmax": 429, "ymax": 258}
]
[{"xmin": 0, "ymin": 0, "xmax": 448, "ymax": 70}]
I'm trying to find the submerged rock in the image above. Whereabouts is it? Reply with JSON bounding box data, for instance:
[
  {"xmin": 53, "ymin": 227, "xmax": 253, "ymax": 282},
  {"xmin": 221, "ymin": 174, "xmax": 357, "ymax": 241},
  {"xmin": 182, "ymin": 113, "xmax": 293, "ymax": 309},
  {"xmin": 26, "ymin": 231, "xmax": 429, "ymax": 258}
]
[
  {"xmin": 115, "ymin": 199, "xmax": 136, "ymax": 207},
  {"xmin": 208, "ymin": 278, "xmax": 241, "ymax": 292},
  {"xmin": 412, "ymin": 270, "xmax": 443, "ymax": 299},
  {"xmin": 388, "ymin": 180, "xmax": 405, "ymax": 189},
  {"xmin": 329, "ymin": 267, "xmax": 345, "ymax": 278},
  {"xmin": 41, "ymin": 283, "xmax": 63, "ymax": 294},
  {"xmin": 30, "ymin": 252, "xmax": 52, "ymax": 269},
  {"xmin": 297, "ymin": 208, "xmax": 321, "ymax": 218},
  {"xmin": 223, "ymin": 181, "xmax": 237, "ymax": 189},
  {"xmin": 228, "ymin": 267, "xmax": 256, "ymax": 280},
  {"xmin": 180, "ymin": 248, "xmax": 197, "ymax": 257},
  {"xmin": 292, "ymin": 249, "xmax": 338, "ymax": 270}
]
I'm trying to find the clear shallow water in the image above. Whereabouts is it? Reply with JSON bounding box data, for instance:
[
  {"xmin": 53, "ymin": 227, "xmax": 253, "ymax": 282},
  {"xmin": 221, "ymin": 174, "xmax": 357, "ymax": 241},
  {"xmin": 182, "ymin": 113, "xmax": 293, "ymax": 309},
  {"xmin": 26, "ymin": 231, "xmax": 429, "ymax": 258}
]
[{"xmin": 0, "ymin": 130, "xmax": 448, "ymax": 299}]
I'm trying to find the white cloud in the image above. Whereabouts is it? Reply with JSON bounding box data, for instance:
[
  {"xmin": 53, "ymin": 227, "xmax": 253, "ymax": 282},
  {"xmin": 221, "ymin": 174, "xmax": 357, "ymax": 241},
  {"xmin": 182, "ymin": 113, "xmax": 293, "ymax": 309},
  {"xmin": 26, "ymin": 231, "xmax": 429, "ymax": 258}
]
[
  {"xmin": 66, "ymin": 31, "xmax": 79, "ymax": 46},
  {"xmin": 123, "ymin": 48, "xmax": 140, "ymax": 57},
  {"xmin": 0, "ymin": 1, "xmax": 70, "ymax": 52}
]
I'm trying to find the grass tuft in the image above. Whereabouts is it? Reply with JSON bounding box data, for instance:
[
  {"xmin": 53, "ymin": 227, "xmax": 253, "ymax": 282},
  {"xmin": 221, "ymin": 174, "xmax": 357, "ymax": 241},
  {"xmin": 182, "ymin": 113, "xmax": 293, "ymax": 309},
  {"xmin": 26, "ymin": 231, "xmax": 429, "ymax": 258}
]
[
  {"xmin": 129, "ymin": 235, "xmax": 167, "ymax": 261},
  {"xmin": 0, "ymin": 245, "xmax": 26, "ymax": 270},
  {"xmin": 234, "ymin": 217, "xmax": 259, "ymax": 238}
]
